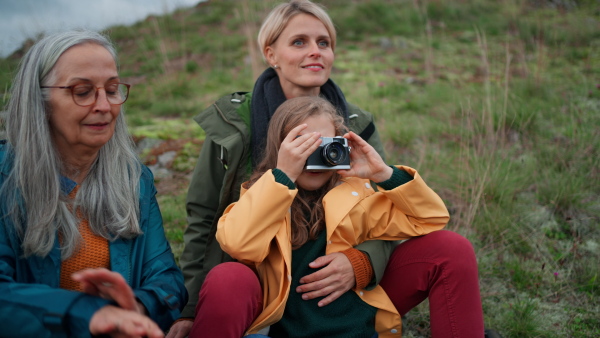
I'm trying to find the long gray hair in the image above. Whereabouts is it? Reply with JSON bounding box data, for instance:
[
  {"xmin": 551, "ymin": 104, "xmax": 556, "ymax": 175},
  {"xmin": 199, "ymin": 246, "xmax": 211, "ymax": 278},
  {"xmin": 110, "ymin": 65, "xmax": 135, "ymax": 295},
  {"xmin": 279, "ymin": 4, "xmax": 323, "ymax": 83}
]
[{"xmin": 2, "ymin": 30, "xmax": 142, "ymax": 258}]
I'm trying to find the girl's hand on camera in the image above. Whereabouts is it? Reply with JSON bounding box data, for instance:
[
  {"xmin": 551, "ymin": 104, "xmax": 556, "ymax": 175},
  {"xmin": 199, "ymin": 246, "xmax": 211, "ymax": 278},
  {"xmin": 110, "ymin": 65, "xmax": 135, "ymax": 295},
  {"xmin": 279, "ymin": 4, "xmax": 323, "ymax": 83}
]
[
  {"xmin": 277, "ymin": 124, "xmax": 321, "ymax": 182},
  {"xmin": 338, "ymin": 131, "xmax": 392, "ymax": 182}
]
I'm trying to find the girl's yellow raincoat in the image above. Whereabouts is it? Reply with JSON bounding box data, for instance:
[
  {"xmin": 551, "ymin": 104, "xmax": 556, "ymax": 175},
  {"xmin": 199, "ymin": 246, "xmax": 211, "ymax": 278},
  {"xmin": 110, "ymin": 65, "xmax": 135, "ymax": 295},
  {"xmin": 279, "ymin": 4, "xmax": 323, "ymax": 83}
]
[{"xmin": 217, "ymin": 166, "xmax": 449, "ymax": 337}]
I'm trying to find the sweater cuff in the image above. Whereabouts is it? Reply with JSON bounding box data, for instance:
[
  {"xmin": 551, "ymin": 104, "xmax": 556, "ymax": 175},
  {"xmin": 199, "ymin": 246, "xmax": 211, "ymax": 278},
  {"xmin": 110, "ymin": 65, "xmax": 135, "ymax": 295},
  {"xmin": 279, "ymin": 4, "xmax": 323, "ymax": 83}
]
[
  {"xmin": 376, "ymin": 166, "xmax": 413, "ymax": 190},
  {"xmin": 272, "ymin": 168, "xmax": 296, "ymax": 189},
  {"xmin": 341, "ymin": 248, "xmax": 374, "ymax": 290}
]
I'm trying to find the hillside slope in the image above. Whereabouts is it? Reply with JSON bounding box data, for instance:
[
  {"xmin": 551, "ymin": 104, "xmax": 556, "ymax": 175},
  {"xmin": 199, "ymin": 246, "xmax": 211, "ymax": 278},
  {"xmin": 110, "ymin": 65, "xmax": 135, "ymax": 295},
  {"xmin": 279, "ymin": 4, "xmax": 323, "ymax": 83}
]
[{"xmin": 1, "ymin": 1, "xmax": 599, "ymax": 336}]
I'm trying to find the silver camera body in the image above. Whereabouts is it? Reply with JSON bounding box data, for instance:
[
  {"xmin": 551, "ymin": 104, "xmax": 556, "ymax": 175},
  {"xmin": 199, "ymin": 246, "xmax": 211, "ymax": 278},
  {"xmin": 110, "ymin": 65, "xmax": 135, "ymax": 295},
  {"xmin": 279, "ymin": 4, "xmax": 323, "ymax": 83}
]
[{"xmin": 305, "ymin": 136, "xmax": 351, "ymax": 171}]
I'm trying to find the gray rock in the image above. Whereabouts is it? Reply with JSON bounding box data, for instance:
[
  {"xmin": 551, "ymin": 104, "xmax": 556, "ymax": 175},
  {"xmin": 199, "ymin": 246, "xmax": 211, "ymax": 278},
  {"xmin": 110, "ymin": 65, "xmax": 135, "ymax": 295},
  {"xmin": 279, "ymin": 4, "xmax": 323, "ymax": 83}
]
[
  {"xmin": 148, "ymin": 165, "xmax": 172, "ymax": 180},
  {"xmin": 136, "ymin": 138, "xmax": 163, "ymax": 155},
  {"xmin": 158, "ymin": 150, "xmax": 177, "ymax": 167}
]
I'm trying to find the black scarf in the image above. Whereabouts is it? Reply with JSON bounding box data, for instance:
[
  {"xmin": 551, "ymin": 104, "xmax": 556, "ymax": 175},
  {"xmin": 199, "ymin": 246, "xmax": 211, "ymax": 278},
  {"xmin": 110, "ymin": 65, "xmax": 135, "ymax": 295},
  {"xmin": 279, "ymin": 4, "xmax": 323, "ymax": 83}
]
[{"xmin": 250, "ymin": 67, "xmax": 350, "ymax": 168}]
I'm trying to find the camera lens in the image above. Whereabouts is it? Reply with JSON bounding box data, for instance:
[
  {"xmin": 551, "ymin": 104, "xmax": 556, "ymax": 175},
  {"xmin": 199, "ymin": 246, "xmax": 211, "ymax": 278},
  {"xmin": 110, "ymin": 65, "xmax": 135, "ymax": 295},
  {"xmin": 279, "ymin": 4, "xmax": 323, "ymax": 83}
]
[{"xmin": 321, "ymin": 141, "xmax": 347, "ymax": 166}]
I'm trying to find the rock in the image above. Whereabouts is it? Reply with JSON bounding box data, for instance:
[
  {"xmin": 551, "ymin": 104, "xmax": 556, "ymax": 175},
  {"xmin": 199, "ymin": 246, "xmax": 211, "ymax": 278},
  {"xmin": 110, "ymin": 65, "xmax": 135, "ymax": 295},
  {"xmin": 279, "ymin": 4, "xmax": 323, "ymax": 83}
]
[
  {"xmin": 136, "ymin": 137, "xmax": 163, "ymax": 156},
  {"xmin": 158, "ymin": 150, "xmax": 177, "ymax": 167},
  {"xmin": 379, "ymin": 37, "xmax": 393, "ymax": 50},
  {"xmin": 148, "ymin": 165, "xmax": 173, "ymax": 180}
]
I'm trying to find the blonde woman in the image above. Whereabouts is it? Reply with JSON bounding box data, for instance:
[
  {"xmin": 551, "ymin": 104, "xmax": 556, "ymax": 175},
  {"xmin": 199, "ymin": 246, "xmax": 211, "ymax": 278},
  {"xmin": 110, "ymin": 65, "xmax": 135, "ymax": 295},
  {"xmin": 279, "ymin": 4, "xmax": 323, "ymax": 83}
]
[{"xmin": 173, "ymin": 1, "xmax": 484, "ymax": 337}]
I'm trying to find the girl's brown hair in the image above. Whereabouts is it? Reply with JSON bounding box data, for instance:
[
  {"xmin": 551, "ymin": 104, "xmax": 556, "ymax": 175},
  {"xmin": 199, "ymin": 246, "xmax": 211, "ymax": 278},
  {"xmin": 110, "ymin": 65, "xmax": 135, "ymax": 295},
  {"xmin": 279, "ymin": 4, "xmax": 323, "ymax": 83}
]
[{"xmin": 247, "ymin": 96, "xmax": 348, "ymax": 248}]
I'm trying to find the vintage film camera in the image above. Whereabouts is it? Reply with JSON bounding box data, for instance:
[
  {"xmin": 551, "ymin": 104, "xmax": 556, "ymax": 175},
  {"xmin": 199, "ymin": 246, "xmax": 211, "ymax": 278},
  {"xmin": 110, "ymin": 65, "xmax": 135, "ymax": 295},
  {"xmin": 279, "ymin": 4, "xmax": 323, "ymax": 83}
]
[{"xmin": 305, "ymin": 137, "xmax": 351, "ymax": 170}]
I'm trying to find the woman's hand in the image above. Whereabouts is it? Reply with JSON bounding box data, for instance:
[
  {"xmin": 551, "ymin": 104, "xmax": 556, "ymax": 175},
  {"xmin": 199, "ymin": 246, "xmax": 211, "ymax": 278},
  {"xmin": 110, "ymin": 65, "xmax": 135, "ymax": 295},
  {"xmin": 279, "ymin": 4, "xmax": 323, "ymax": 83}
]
[
  {"xmin": 337, "ymin": 131, "xmax": 392, "ymax": 183},
  {"xmin": 295, "ymin": 252, "xmax": 355, "ymax": 307},
  {"xmin": 165, "ymin": 320, "xmax": 193, "ymax": 338},
  {"xmin": 72, "ymin": 268, "xmax": 146, "ymax": 314},
  {"xmin": 276, "ymin": 123, "xmax": 322, "ymax": 182},
  {"xmin": 90, "ymin": 305, "xmax": 164, "ymax": 338}
]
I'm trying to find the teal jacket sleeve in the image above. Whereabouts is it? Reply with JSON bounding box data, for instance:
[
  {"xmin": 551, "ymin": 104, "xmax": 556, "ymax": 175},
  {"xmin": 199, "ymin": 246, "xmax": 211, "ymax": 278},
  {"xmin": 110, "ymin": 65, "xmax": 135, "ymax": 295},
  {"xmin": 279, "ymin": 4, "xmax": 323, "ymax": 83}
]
[
  {"xmin": 0, "ymin": 217, "xmax": 113, "ymax": 337},
  {"xmin": 131, "ymin": 167, "xmax": 188, "ymax": 330}
]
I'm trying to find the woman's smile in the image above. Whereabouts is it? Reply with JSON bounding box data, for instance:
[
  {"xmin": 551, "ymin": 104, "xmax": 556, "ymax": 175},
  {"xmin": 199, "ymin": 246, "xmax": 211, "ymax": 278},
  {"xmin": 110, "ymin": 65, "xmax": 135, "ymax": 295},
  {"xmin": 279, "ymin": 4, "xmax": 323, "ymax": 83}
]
[{"xmin": 302, "ymin": 63, "xmax": 325, "ymax": 71}]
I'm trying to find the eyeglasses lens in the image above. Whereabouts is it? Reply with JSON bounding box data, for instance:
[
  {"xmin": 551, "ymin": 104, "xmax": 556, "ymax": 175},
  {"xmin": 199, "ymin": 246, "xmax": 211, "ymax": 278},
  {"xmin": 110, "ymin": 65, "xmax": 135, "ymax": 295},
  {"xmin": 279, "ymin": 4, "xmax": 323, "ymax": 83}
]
[{"xmin": 71, "ymin": 84, "xmax": 129, "ymax": 106}]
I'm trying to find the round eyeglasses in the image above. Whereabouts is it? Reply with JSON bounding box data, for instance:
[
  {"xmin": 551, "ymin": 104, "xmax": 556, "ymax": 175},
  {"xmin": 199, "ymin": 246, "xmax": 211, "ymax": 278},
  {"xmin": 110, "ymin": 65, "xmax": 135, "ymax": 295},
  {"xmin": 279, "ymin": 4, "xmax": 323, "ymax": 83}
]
[{"xmin": 41, "ymin": 83, "xmax": 130, "ymax": 107}]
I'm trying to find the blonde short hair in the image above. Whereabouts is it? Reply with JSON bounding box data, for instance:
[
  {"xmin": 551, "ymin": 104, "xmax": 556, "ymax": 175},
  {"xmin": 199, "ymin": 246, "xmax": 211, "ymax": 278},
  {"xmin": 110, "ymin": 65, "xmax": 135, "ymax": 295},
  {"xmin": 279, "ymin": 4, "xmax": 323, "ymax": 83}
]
[{"xmin": 257, "ymin": 0, "xmax": 336, "ymax": 60}]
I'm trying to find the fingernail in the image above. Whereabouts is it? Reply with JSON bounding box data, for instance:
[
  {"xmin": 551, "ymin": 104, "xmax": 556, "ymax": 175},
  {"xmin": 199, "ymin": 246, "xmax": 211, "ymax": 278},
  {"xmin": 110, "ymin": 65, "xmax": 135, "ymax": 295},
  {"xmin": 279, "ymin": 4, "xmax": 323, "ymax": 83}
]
[{"xmin": 302, "ymin": 295, "xmax": 308, "ymax": 300}]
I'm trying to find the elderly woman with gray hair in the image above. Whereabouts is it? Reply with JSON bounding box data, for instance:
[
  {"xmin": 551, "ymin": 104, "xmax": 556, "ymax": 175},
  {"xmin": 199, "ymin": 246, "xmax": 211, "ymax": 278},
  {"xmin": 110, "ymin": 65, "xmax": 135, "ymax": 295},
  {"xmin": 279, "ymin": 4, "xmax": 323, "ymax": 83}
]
[{"xmin": 0, "ymin": 30, "xmax": 187, "ymax": 337}]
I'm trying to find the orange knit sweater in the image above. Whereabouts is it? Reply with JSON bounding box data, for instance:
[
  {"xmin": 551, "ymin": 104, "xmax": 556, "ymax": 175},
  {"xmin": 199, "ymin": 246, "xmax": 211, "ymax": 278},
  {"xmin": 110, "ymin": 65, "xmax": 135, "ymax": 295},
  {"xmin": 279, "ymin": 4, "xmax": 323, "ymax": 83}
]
[
  {"xmin": 59, "ymin": 185, "xmax": 110, "ymax": 291},
  {"xmin": 342, "ymin": 247, "xmax": 374, "ymax": 290}
]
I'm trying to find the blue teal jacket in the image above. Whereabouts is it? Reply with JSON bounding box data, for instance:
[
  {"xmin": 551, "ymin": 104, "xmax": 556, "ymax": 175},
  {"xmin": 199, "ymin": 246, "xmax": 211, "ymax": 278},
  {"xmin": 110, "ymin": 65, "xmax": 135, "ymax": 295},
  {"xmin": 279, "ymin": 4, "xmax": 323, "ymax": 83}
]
[{"xmin": 0, "ymin": 143, "xmax": 188, "ymax": 337}]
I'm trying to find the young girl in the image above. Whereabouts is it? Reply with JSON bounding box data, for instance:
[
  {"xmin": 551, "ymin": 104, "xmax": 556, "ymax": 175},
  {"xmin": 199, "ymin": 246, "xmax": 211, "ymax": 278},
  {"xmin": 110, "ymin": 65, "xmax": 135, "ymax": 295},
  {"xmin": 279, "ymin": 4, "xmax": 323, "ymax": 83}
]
[{"xmin": 216, "ymin": 96, "xmax": 450, "ymax": 337}]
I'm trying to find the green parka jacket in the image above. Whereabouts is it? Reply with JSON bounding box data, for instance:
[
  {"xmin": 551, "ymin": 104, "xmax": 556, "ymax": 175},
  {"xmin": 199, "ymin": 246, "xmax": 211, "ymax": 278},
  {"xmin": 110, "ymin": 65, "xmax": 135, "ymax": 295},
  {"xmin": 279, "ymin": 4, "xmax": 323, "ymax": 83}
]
[{"xmin": 180, "ymin": 92, "xmax": 397, "ymax": 318}]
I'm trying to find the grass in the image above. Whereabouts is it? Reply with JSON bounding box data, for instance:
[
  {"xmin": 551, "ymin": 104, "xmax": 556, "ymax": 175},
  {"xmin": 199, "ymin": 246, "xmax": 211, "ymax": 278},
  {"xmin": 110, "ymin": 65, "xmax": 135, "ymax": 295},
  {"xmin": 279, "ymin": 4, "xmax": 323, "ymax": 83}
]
[
  {"xmin": 158, "ymin": 191, "xmax": 188, "ymax": 266},
  {"xmin": 1, "ymin": 0, "xmax": 599, "ymax": 336}
]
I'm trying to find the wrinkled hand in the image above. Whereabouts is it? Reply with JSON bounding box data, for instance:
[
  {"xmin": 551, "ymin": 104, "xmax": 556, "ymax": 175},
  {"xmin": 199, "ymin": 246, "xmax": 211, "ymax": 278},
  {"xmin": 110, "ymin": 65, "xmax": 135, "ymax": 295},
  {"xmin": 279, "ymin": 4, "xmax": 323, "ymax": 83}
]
[
  {"xmin": 165, "ymin": 319, "xmax": 193, "ymax": 338},
  {"xmin": 337, "ymin": 131, "xmax": 392, "ymax": 183},
  {"xmin": 90, "ymin": 305, "xmax": 164, "ymax": 338},
  {"xmin": 295, "ymin": 252, "xmax": 355, "ymax": 307},
  {"xmin": 72, "ymin": 268, "xmax": 145, "ymax": 314},
  {"xmin": 276, "ymin": 123, "xmax": 322, "ymax": 182}
]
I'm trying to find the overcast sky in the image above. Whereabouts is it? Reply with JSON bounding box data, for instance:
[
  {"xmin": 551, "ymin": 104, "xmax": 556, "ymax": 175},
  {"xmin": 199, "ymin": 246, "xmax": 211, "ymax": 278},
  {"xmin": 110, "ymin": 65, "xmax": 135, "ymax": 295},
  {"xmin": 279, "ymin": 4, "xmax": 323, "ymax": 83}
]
[{"xmin": 0, "ymin": 0, "xmax": 202, "ymax": 57}]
